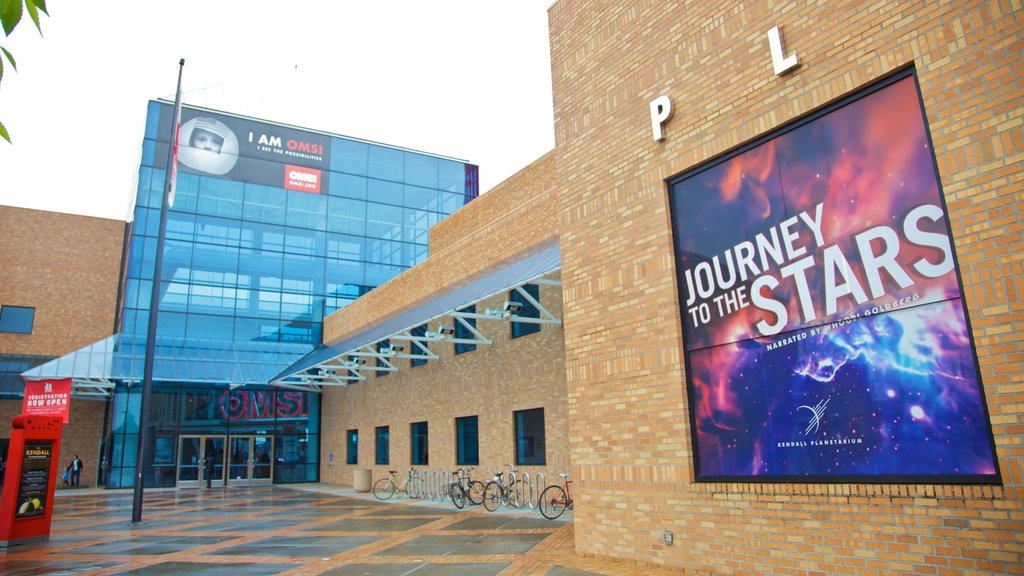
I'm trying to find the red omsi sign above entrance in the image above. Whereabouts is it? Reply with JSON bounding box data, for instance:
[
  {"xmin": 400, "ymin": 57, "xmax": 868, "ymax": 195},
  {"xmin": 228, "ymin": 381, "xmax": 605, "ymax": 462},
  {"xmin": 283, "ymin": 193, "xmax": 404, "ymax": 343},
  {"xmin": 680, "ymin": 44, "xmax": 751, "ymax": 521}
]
[
  {"xmin": 218, "ymin": 390, "xmax": 308, "ymax": 422},
  {"xmin": 21, "ymin": 379, "xmax": 72, "ymax": 424}
]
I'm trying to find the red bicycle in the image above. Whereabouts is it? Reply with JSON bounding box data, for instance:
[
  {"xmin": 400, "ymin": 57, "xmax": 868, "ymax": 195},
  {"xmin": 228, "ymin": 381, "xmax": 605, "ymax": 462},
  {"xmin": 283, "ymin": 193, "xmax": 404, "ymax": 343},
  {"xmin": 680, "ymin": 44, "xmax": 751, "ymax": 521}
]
[{"xmin": 539, "ymin": 472, "xmax": 573, "ymax": 519}]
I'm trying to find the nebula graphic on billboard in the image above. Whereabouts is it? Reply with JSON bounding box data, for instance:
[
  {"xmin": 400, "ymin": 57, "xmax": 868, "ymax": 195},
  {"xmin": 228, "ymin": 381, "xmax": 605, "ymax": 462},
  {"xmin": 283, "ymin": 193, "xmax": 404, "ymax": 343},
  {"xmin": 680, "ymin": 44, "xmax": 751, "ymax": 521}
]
[{"xmin": 669, "ymin": 74, "xmax": 998, "ymax": 481}]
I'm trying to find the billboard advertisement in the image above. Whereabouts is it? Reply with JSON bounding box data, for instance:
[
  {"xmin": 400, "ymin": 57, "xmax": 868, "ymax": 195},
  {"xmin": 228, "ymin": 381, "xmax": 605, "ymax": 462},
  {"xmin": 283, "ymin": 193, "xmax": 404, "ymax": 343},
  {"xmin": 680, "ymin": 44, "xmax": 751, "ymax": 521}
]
[
  {"xmin": 668, "ymin": 72, "xmax": 999, "ymax": 482},
  {"xmin": 155, "ymin": 105, "xmax": 330, "ymax": 194}
]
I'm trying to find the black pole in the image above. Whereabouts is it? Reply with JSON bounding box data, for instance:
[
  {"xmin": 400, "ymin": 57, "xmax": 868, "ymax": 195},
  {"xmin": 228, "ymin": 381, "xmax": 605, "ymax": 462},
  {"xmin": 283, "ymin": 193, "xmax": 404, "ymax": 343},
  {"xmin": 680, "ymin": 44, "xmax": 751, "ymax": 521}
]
[{"xmin": 132, "ymin": 58, "xmax": 184, "ymax": 524}]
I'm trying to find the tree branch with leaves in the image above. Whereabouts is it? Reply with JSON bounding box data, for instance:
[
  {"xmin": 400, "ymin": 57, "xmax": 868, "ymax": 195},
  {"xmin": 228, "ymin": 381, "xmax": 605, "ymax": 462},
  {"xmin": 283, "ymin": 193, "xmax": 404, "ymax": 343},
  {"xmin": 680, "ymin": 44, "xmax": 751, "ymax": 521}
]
[{"xmin": 0, "ymin": 0, "xmax": 48, "ymax": 143}]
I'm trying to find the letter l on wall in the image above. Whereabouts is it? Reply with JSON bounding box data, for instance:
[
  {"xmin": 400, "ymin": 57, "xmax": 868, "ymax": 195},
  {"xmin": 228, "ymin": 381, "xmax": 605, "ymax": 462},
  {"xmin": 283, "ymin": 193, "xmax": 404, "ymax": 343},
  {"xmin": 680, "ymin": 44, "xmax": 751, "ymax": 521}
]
[{"xmin": 768, "ymin": 25, "xmax": 799, "ymax": 75}]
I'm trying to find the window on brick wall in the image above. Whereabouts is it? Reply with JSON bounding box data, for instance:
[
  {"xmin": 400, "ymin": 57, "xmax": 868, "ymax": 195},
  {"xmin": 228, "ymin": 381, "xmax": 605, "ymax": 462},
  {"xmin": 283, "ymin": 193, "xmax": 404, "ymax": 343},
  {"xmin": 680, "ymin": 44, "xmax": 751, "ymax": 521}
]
[
  {"xmin": 0, "ymin": 306, "xmax": 34, "ymax": 334},
  {"xmin": 456, "ymin": 416, "xmax": 479, "ymax": 466},
  {"xmin": 410, "ymin": 421, "xmax": 428, "ymax": 465},
  {"xmin": 510, "ymin": 284, "xmax": 541, "ymax": 338},
  {"xmin": 514, "ymin": 408, "xmax": 546, "ymax": 466},
  {"xmin": 346, "ymin": 429, "xmax": 358, "ymax": 465},
  {"xmin": 454, "ymin": 305, "xmax": 476, "ymax": 355},
  {"xmin": 375, "ymin": 426, "xmax": 389, "ymax": 465},
  {"xmin": 410, "ymin": 324, "xmax": 428, "ymax": 367},
  {"xmin": 377, "ymin": 339, "xmax": 390, "ymax": 377}
]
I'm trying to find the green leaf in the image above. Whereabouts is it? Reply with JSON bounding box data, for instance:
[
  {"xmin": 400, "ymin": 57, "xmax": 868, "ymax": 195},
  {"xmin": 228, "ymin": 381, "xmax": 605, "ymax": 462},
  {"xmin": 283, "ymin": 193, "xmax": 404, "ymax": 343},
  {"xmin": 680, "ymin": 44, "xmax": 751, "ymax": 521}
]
[
  {"xmin": 0, "ymin": 120, "xmax": 10, "ymax": 143},
  {"xmin": 0, "ymin": 0, "xmax": 23, "ymax": 36},
  {"xmin": 1, "ymin": 45, "xmax": 15, "ymax": 71},
  {"xmin": 25, "ymin": 0, "xmax": 40, "ymax": 33}
]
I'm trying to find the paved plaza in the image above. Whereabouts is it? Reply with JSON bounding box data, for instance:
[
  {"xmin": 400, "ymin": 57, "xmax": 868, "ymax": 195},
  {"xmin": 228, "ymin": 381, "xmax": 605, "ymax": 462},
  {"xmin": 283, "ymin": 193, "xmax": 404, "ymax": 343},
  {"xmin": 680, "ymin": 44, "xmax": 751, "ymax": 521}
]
[{"xmin": 0, "ymin": 484, "xmax": 692, "ymax": 575}]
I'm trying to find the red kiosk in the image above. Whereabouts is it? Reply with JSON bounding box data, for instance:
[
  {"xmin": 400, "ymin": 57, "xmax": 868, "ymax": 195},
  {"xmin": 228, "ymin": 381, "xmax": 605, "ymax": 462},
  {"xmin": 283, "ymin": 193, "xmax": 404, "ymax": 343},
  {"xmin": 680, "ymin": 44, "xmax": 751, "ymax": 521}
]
[{"xmin": 0, "ymin": 407, "xmax": 65, "ymax": 547}]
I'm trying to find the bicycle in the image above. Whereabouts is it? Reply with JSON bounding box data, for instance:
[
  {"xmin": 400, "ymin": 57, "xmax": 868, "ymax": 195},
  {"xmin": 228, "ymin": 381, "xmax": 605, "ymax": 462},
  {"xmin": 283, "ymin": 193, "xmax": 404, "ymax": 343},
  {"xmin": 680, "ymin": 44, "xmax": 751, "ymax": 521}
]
[
  {"xmin": 449, "ymin": 467, "xmax": 485, "ymax": 509},
  {"xmin": 482, "ymin": 465, "xmax": 527, "ymax": 511},
  {"xmin": 372, "ymin": 468, "xmax": 420, "ymax": 500},
  {"xmin": 539, "ymin": 473, "xmax": 573, "ymax": 519}
]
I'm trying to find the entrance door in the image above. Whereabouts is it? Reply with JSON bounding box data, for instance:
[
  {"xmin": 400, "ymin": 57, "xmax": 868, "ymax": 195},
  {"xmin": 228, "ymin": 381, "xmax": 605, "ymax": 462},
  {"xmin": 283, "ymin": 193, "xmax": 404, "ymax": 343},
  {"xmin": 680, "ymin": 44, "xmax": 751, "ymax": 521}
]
[
  {"xmin": 177, "ymin": 435, "xmax": 225, "ymax": 488},
  {"xmin": 226, "ymin": 435, "xmax": 273, "ymax": 486}
]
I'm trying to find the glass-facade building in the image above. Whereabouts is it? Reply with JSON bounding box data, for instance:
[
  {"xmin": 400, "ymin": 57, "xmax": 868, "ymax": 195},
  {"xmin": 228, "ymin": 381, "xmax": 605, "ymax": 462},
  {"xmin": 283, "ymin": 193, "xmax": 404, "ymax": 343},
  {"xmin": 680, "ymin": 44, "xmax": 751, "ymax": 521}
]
[{"xmin": 98, "ymin": 101, "xmax": 478, "ymax": 488}]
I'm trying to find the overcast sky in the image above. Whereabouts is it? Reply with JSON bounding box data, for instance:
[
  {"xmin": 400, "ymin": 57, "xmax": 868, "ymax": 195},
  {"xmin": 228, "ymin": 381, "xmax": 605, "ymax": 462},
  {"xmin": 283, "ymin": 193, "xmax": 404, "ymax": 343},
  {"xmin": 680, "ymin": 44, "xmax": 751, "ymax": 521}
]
[{"xmin": 0, "ymin": 1, "xmax": 555, "ymax": 221}]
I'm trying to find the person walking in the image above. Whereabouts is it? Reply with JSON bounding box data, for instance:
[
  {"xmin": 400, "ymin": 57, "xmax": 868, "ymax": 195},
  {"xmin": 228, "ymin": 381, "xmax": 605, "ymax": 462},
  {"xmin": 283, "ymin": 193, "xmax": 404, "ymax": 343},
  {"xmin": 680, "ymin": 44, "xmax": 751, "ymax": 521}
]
[
  {"xmin": 203, "ymin": 451, "xmax": 215, "ymax": 489},
  {"xmin": 70, "ymin": 455, "xmax": 83, "ymax": 487}
]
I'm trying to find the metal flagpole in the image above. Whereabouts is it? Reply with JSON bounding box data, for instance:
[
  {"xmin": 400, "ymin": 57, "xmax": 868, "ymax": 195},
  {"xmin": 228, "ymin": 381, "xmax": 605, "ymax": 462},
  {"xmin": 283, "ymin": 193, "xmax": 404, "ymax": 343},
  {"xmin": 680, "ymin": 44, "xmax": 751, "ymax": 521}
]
[{"xmin": 132, "ymin": 58, "xmax": 185, "ymax": 524}]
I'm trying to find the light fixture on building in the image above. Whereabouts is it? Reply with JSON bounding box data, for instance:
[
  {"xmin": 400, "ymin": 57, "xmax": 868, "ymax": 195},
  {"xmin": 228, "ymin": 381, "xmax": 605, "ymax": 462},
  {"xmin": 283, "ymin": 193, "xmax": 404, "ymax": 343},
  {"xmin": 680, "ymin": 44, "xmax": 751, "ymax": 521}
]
[
  {"xmin": 503, "ymin": 301, "xmax": 523, "ymax": 313},
  {"xmin": 438, "ymin": 325, "xmax": 455, "ymax": 335}
]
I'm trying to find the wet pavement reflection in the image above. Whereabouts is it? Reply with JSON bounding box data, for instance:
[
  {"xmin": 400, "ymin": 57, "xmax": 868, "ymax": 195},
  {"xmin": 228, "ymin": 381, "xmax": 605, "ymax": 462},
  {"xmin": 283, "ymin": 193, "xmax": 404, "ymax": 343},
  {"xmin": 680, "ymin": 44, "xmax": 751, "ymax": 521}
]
[{"xmin": 0, "ymin": 484, "xmax": 691, "ymax": 575}]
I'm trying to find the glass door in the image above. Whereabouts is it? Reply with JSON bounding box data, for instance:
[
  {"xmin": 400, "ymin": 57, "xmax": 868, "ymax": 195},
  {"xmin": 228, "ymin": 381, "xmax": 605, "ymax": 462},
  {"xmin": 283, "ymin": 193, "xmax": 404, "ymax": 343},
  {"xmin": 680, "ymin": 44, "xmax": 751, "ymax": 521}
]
[
  {"xmin": 228, "ymin": 436, "xmax": 251, "ymax": 482},
  {"xmin": 252, "ymin": 435, "xmax": 273, "ymax": 482},
  {"xmin": 177, "ymin": 436, "xmax": 202, "ymax": 487},
  {"xmin": 177, "ymin": 435, "xmax": 225, "ymax": 488},
  {"xmin": 226, "ymin": 435, "xmax": 274, "ymax": 486},
  {"xmin": 203, "ymin": 436, "xmax": 226, "ymax": 487}
]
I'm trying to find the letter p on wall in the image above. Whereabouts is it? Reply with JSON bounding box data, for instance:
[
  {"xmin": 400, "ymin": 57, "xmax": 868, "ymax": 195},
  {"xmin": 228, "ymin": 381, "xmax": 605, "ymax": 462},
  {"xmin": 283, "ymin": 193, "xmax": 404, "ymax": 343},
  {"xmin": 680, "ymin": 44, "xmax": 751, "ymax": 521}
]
[{"xmin": 650, "ymin": 95, "xmax": 673, "ymax": 141}]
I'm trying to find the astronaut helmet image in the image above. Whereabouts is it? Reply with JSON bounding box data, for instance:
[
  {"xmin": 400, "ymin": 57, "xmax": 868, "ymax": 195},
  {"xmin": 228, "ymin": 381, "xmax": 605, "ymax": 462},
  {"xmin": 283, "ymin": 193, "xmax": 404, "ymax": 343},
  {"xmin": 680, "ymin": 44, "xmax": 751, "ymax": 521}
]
[{"xmin": 178, "ymin": 116, "xmax": 239, "ymax": 175}]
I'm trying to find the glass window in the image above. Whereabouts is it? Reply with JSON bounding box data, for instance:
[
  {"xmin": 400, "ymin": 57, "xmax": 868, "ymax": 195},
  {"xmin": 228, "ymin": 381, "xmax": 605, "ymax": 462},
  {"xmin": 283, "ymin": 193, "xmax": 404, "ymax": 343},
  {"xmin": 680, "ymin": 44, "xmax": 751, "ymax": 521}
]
[
  {"xmin": 456, "ymin": 416, "xmax": 479, "ymax": 466},
  {"xmin": 368, "ymin": 145, "xmax": 403, "ymax": 182},
  {"xmin": 171, "ymin": 172, "xmax": 200, "ymax": 213},
  {"xmin": 375, "ymin": 426, "xmax": 389, "ymax": 465},
  {"xmin": 514, "ymin": 408, "xmax": 546, "ymax": 466},
  {"xmin": 366, "ymin": 238, "xmax": 406, "ymax": 266},
  {"xmin": 410, "ymin": 324, "xmax": 428, "ymax": 367},
  {"xmin": 0, "ymin": 306, "xmax": 34, "ymax": 334},
  {"xmin": 328, "ymin": 172, "xmax": 368, "ymax": 200},
  {"xmin": 346, "ymin": 429, "xmax": 358, "ymax": 465},
  {"xmin": 438, "ymin": 191, "xmax": 464, "ymax": 214},
  {"xmin": 330, "ymin": 138, "xmax": 368, "ymax": 176},
  {"xmin": 403, "ymin": 185, "xmax": 443, "ymax": 213},
  {"xmin": 366, "ymin": 203, "xmax": 403, "ymax": 241},
  {"xmin": 193, "ymin": 215, "xmax": 242, "ymax": 247},
  {"xmin": 284, "ymin": 228, "xmax": 324, "ymax": 257},
  {"xmin": 243, "ymin": 184, "xmax": 288, "ymax": 225},
  {"xmin": 404, "ymin": 207, "xmax": 438, "ymax": 245},
  {"xmin": 326, "ymin": 196, "xmax": 367, "ymax": 235},
  {"xmin": 366, "ymin": 179, "xmax": 404, "ymax": 207},
  {"xmin": 286, "ymin": 190, "xmax": 327, "ymax": 230},
  {"xmin": 404, "ymin": 153, "xmax": 438, "ymax": 188},
  {"xmin": 438, "ymin": 159, "xmax": 466, "ymax": 194},
  {"xmin": 410, "ymin": 421, "xmax": 428, "ymax": 466},
  {"xmin": 197, "ymin": 176, "xmax": 244, "ymax": 219},
  {"xmin": 404, "ymin": 242, "xmax": 428, "ymax": 267},
  {"xmin": 327, "ymin": 234, "xmax": 364, "ymax": 261},
  {"xmin": 454, "ymin": 305, "xmax": 476, "ymax": 355},
  {"xmin": 376, "ymin": 339, "xmax": 391, "ymax": 377},
  {"xmin": 511, "ymin": 284, "xmax": 541, "ymax": 338}
]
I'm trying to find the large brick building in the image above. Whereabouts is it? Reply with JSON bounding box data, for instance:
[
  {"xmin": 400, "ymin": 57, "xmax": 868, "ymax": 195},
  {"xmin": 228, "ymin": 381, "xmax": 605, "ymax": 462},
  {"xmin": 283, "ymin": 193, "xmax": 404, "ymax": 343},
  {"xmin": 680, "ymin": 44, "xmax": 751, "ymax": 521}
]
[{"xmin": 288, "ymin": 0, "xmax": 1023, "ymax": 573}]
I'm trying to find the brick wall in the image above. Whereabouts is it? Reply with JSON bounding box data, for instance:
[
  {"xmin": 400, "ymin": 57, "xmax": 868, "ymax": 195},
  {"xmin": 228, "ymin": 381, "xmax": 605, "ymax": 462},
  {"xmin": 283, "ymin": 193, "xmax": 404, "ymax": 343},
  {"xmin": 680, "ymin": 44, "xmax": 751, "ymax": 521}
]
[
  {"xmin": 0, "ymin": 206, "xmax": 124, "ymax": 487},
  {"xmin": 0, "ymin": 206, "xmax": 125, "ymax": 356},
  {"xmin": 549, "ymin": 0, "xmax": 1022, "ymax": 573},
  {"xmin": 320, "ymin": 284, "xmax": 568, "ymax": 490}
]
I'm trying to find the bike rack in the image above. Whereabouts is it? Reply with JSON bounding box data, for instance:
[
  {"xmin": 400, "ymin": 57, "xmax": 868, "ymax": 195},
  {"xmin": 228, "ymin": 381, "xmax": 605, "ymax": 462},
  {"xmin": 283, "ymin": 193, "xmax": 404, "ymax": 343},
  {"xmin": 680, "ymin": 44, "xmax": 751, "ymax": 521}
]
[
  {"xmin": 530, "ymin": 472, "xmax": 545, "ymax": 509},
  {"xmin": 440, "ymin": 470, "xmax": 450, "ymax": 502},
  {"xmin": 517, "ymin": 472, "xmax": 532, "ymax": 508}
]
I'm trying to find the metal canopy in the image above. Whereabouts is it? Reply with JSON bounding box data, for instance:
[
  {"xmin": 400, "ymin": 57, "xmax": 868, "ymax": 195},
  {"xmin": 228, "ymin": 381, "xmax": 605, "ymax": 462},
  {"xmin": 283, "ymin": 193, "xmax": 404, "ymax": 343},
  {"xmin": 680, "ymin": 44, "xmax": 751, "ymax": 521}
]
[
  {"xmin": 21, "ymin": 334, "xmax": 312, "ymax": 399},
  {"xmin": 271, "ymin": 241, "xmax": 562, "ymax": 391}
]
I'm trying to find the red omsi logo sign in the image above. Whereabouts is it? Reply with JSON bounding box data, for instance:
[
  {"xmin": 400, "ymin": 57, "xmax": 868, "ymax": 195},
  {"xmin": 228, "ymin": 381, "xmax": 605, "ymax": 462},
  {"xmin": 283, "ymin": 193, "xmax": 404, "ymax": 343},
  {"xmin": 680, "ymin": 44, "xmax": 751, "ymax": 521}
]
[
  {"xmin": 218, "ymin": 391, "xmax": 308, "ymax": 421},
  {"xmin": 284, "ymin": 164, "xmax": 321, "ymax": 194}
]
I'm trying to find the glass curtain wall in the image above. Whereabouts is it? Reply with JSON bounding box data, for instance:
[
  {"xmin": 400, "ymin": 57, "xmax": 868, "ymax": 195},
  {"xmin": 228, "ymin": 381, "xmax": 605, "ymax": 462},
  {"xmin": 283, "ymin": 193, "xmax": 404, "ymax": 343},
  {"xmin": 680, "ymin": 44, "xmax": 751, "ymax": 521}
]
[{"xmin": 103, "ymin": 101, "xmax": 477, "ymax": 488}]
